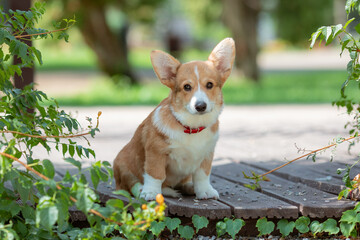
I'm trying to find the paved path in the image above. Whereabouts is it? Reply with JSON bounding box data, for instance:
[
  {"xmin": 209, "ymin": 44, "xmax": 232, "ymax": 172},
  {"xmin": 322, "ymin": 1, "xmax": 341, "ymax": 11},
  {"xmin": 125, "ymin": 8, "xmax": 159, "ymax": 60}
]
[{"xmin": 33, "ymin": 104, "xmax": 359, "ymax": 170}]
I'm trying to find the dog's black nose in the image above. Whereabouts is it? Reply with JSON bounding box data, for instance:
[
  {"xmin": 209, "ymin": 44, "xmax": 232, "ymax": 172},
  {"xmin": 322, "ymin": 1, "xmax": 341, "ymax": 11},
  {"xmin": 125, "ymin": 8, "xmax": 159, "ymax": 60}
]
[{"xmin": 195, "ymin": 101, "xmax": 207, "ymax": 113}]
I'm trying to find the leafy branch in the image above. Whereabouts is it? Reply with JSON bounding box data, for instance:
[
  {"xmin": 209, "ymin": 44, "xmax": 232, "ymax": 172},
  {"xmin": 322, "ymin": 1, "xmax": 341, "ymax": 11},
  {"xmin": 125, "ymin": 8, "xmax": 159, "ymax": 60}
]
[
  {"xmin": 14, "ymin": 26, "xmax": 72, "ymax": 40},
  {"xmin": 0, "ymin": 3, "xmax": 166, "ymax": 239},
  {"xmin": 244, "ymin": 136, "xmax": 358, "ymax": 189},
  {"xmin": 0, "ymin": 151, "xmax": 119, "ymax": 226},
  {"xmin": 1, "ymin": 111, "xmax": 102, "ymax": 140}
]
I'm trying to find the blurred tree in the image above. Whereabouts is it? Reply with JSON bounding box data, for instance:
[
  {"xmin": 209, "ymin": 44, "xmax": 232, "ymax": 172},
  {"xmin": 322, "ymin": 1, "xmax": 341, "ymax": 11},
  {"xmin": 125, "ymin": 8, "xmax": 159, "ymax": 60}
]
[
  {"xmin": 273, "ymin": 0, "xmax": 334, "ymax": 45},
  {"xmin": 222, "ymin": 0, "xmax": 261, "ymax": 82},
  {"xmin": 49, "ymin": 0, "xmax": 165, "ymax": 84},
  {"xmin": 8, "ymin": 0, "xmax": 34, "ymax": 90}
]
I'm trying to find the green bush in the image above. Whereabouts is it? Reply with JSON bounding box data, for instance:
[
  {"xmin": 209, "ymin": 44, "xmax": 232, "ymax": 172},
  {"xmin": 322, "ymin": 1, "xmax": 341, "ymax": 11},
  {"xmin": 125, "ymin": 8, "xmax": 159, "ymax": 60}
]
[{"xmin": 0, "ymin": 3, "xmax": 164, "ymax": 239}]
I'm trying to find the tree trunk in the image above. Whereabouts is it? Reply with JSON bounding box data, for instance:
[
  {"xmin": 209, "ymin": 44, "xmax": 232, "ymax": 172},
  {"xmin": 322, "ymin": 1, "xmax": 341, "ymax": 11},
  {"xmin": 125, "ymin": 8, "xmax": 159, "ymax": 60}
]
[
  {"xmin": 222, "ymin": 0, "xmax": 261, "ymax": 82},
  {"xmin": 10, "ymin": 0, "xmax": 34, "ymax": 90},
  {"xmin": 75, "ymin": 0, "xmax": 138, "ymax": 84}
]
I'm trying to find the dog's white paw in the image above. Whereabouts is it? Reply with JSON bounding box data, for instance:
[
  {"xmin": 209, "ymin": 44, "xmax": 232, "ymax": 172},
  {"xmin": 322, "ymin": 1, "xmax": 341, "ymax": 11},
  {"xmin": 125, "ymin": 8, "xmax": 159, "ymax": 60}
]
[
  {"xmin": 195, "ymin": 185, "xmax": 219, "ymax": 200},
  {"xmin": 140, "ymin": 173, "xmax": 163, "ymax": 201},
  {"xmin": 140, "ymin": 190, "xmax": 159, "ymax": 201},
  {"xmin": 162, "ymin": 187, "xmax": 181, "ymax": 198}
]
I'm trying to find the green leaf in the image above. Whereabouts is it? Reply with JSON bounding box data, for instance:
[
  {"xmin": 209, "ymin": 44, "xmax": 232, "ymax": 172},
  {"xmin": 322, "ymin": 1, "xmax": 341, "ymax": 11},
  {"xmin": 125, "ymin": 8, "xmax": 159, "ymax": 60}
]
[
  {"xmin": 68, "ymin": 145, "xmax": 75, "ymax": 157},
  {"xmin": 106, "ymin": 199, "xmax": 124, "ymax": 209},
  {"xmin": 225, "ymin": 218, "xmax": 245, "ymax": 239},
  {"xmin": 0, "ymin": 200, "xmax": 21, "ymax": 217},
  {"xmin": 340, "ymin": 209, "xmax": 357, "ymax": 223},
  {"xmin": 277, "ymin": 219, "xmax": 295, "ymax": 237},
  {"xmin": 295, "ymin": 216, "xmax": 310, "ymax": 233},
  {"xmin": 354, "ymin": 202, "xmax": 360, "ymax": 212},
  {"xmin": 164, "ymin": 217, "xmax": 180, "ymax": 233},
  {"xmin": 355, "ymin": 23, "xmax": 360, "ymax": 34},
  {"xmin": 62, "ymin": 144, "xmax": 67, "ymax": 156},
  {"xmin": 75, "ymin": 187, "xmax": 96, "ymax": 213},
  {"xmin": 150, "ymin": 221, "xmax": 165, "ymax": 237},
  {"xmin": 310, "ymin": 221, "xmax": 323, "ymax": 236},
  {"xmin": 64, "ymin": 118, "xmax": 72, "ymax": 132},
  {"xmin": 322, "ymin": 218, "xmax": 340, "ymax": 235},
  {"xmin": 256, "ymin": 217, "xmax": 275, "ymax": 236},
  {"xmin": 310, "ymin": 27, "xmax": 324, "ymax": 49},
  {"xmin": 340, "ymin": 221, "xmax": 356, "ymax": 237},
  {"xmin": 347, "ymin": 60, "xmax": 354, "ymax": 75},
  {"xmin": 36, "ymin": 204, "xmax": 58, "ymax": 230},
  {"xmin": 178, "ymin": 225, "xmax": 194, "ymax": 240},
  {"xmin": 33, "ymin": 48, "xmax": 42, "ymax": 65},
  {"xmin": 43, "ymin": 159, "xmax": 54, "ymax": 178},
  {"xmin": 56, "ymin": 195, "xmax": 70, "ymax": 232},
  {"xmin": 113, "ymin": 189, "xmax": 132, "ymax": 199},
  {"xmin": 332, "ymin": 24, "xmax": 343, "ymax": 37},
  {"xmin": 64, "ymin": 157, "xmax": 81, "ymax": 170},
  {"xmin": 14, "ymin": 176, "xmax": 31, "ymax": 204},
  {"xmin": 76, "ymin": 145, "xmax": 83, "ymax": 158},
  {"xmin": 90, "ymin": 168, "xmax": 99, "ymax": 189},
  {"xmin": 131, "ymin": 182, "xmax": 142, "ymax": 198},
  {"xmin": 14, "ymin": 220, "xmax": 28, "ymax": 237},
  {"xmin": 323, "ymin": 26, "xmax": 332, "ymax": 42},
  {"xmin": 216, "ymin": 221, "xmax": 226, "ymax": 237},
  {"xmin": 18, "ymin": 41, "xmax": 28, "ymax": 60},
  {"xmin": 192, "ymin": 215, "xmax": 209, "ymax": 233},
  {"xmin": 344, "ymin": 18, "xmax": 355, "ymax": 30}
]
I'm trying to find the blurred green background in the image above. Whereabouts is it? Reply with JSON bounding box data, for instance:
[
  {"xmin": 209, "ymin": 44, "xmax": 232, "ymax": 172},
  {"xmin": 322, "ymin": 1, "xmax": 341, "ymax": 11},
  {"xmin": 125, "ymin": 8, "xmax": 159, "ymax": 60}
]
[{"xmin": 29, "ymin": 0, "xmax": 358, "ymax": 105}]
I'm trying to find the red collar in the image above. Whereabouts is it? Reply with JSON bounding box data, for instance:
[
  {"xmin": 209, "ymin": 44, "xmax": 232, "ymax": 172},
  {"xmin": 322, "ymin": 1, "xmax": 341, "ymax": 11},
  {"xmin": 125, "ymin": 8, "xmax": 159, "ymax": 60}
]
[
  {"xmin": 183, "ymin": 125, "xmax": 205, "ymax": 134},
  {"xmin": 176, "ymin": 120, "xmax": 205, "ymax": 134}
]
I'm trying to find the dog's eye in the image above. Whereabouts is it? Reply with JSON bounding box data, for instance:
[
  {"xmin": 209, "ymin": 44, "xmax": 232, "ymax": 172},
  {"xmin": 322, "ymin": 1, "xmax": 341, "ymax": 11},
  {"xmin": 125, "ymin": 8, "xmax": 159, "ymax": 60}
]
[
  {"xmin": 206, "ymin": 82, "xmax": 213, "ymax": 89},
  {"xmin": 184, "ymin": 84, "xmax": 192, "ymax": 91}
]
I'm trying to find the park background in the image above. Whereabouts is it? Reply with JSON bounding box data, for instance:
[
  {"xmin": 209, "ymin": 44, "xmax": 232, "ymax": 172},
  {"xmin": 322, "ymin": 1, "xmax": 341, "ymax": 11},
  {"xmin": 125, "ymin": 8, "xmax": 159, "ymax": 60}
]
[{"xmin": 5, "ymin": 0, "xmax": 359, "ymax": 106}]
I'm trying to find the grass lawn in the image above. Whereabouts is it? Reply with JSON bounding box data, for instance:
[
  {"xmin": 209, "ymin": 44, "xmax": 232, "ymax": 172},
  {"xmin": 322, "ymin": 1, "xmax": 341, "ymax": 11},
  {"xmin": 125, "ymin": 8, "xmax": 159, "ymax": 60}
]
[
  {"xmin": 54, "ymin": 70, "xmax": 360, "ymax": 106},
  {"xmin": 36, "ymin": 46, "xmax": 359, "ymax": 106}
]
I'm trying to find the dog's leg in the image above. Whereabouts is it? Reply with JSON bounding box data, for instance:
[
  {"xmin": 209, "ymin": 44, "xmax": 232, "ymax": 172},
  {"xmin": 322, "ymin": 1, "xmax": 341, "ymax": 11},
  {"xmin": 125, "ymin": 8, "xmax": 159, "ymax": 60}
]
[
  {"xmin": 193, "ymin": 158, "xmax": 219, "ymax": 200},
  {"xmin": 140, "ymin": 151, "xmax": 167, "ymax": 201}
]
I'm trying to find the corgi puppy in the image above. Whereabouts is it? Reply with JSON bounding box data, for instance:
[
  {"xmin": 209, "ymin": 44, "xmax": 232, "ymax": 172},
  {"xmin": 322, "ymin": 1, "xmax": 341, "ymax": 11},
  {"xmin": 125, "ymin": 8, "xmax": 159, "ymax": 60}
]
[{"xmin": 113, "ymin": 38, "xmax": 235, "ymax": 200}]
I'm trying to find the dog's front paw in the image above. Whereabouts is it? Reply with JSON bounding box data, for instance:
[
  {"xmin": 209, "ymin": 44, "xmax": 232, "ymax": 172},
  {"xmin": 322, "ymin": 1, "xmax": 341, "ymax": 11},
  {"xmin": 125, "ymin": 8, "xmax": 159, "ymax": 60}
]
[
  {"xmin": 140, "ymin": 190, "xmax": 159, "ymax": 201},
  {"xmin": 195, "ymin": 185, "xmax": 219, "ymax": 200}
]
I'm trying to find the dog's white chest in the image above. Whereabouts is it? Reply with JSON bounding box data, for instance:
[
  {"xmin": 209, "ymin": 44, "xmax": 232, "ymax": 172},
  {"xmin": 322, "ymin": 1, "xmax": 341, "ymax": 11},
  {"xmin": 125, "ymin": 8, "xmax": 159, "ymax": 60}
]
[{"xmin": 167, "ymin": 129, "xmax": 218, "ymax": 179}]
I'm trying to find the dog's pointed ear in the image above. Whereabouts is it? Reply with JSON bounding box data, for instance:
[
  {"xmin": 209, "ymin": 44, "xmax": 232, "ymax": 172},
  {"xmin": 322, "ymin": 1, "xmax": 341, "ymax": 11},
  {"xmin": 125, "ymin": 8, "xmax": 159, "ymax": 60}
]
[
  {"xmin": 208, "ymin": 38, "xmax": 235, "ymax": 83},
  {"xmin": 150, "ymin": 50, "xmax": 181, "ymax": 89}
]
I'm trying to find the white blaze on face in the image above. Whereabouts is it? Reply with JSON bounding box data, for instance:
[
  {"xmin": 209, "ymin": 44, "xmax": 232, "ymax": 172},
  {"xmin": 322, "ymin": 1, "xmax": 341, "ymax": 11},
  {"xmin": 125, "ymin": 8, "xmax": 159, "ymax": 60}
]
[{"xmin": 187, "ymin": 65, "xmax": 211, "ymax": 114}]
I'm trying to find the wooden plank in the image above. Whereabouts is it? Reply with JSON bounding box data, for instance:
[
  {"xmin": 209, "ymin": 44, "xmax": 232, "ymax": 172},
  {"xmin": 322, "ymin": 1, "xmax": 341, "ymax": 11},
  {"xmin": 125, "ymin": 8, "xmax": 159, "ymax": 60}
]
[
  {"xmin": 55, "ymin": 167, "xmax": 229, "ymax": 219},
  {"xmin": 212, "ymin": 163, "xmax": 355, "ymax": 218},
  {"xmin": 212, "ymin": 176, "xmax": 298, "ymax": 219},
  {"xmin": 241, "ymin": 159, "xmax": 346, "ymax": 194},
  {"xmin": 165, "ymin": 196, "xmax": 231, "ymax": 219}
]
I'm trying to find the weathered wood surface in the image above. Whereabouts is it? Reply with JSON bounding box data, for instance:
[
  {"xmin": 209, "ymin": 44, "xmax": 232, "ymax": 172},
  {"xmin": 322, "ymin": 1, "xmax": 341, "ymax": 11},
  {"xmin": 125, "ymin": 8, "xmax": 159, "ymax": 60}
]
[
  {"xmin": 56, "ymin": 157, "xmax": 356, "ymax": 221},
  {"xmin": 212, "ymin": 161, "xmax": 355, "ymax": 218}
]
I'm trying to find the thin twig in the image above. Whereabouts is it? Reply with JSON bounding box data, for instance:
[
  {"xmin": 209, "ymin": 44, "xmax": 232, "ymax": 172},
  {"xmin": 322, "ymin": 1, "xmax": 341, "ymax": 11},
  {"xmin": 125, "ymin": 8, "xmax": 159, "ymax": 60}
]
[
  {"xmin": 260, "ymin": 136, "xmax": 357, "ymax": 178},
  {"xmin": 0, "ymin": 151, "xmax": 122, "ymax": 226},
  {"xmin": 1, "ymin": 111, "xmax": 101, "ymax": 140},
  {"xmin": 14, "ymin": 27, "xmax": 69, "ymax": 39},
  {"xmin": 1, "ymin": 130, "xmax": 91, "ymax": 140}
]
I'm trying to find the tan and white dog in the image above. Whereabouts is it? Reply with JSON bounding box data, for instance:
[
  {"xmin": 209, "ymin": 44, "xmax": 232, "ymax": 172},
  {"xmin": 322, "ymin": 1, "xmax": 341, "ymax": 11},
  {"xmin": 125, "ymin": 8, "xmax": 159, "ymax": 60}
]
[{"xmin": 113, "ymin": 38, "xmax": 235, "ymax": 200}]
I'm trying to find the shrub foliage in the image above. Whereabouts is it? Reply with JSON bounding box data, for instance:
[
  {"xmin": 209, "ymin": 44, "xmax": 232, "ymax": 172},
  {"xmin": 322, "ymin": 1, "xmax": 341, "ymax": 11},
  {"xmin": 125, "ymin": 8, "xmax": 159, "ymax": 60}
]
[{"xmin": 0, "ymin": 3, "xmax": 164, "ymax": 239}]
